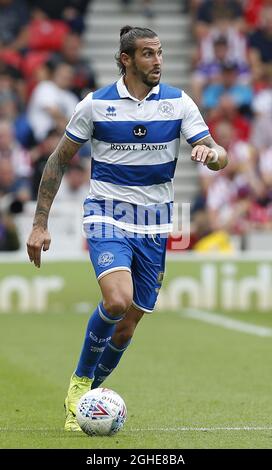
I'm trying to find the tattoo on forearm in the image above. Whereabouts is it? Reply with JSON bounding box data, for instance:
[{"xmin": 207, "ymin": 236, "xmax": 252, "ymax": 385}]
[{"xmin": 33, "ymin": 136, "xmax": 81, "ymax": 228}]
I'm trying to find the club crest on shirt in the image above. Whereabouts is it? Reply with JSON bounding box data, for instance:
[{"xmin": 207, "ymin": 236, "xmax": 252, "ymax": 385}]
[
  {"xmin": 158, "ymin": 101, "xmax": 174, "ymax": 118},
  {"xmin": 98, "ymin": 251, "xmax": 115, "ymax": 267},
  {"xmin": 133, "ymin": 125, "xmax": 147, "ymax": 138}
]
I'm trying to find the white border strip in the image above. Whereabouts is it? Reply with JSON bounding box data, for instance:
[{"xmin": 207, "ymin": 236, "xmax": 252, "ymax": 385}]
[
  {"xmin": 0, "ymin": 252, "xmax": 90, "ymax": 263},
  {"xmin": 182, "ymin": 308, "xmax": 272, "ymax": 337},
  {"xmin": 2, "ymin": 251, "xmax": 272, "ymax": 263},
  {"xmin": 129, "ymin": 426, "xmax": 272, "ymax": 432},
  {"xmin": 166, "ymin": 252, "xmax": 272, "ymax": 261},
  {"xmin": 1, "ymin": 426, "xmax": 272, "ymax": 433}
]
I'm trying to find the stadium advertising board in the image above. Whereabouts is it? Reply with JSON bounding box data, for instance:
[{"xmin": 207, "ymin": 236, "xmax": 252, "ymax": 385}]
[{"xmin": 0, "ymin": 256, "xmax": 272, "ymax": 314}]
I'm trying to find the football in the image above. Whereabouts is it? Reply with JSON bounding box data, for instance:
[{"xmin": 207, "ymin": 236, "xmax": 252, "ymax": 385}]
[{"xmin": 76, "ymin": 388, "xmax": 127, "ymax": 436}]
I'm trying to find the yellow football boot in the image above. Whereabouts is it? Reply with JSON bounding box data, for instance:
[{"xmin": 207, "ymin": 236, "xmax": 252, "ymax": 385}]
[{"xmin": 64, "ymin": 373, "xmax": 92, "ymax": 431}]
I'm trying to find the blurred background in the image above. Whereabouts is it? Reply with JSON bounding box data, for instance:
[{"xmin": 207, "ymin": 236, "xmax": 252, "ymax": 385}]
[
  {"xmin": 1, "ymin": 2, "xmax": 272, "ymax": 449},
  {"xmin": 1, "ymin": 0, "xmax": 272, "ymax": 313}
]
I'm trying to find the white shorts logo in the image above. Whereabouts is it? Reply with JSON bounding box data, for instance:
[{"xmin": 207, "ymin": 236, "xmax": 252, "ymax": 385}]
[
  {"xmin": 98, "ymin": 251, "xmax": 115, "ymax": 267},
  {"xmin": 158, "ymin": 101, "xmax": 174, "ymax": 118}
]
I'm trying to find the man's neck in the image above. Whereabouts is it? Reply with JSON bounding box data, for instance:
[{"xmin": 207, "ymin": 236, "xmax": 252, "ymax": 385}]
[{"xmin": 123, "ymin": 75, "xmax": 152, "ymax": 101}]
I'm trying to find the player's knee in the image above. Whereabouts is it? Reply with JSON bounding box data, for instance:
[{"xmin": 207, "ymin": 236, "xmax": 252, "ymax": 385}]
[{"xmin": 104, "ymin": 294, "xmax": 132, "ymax": 316}]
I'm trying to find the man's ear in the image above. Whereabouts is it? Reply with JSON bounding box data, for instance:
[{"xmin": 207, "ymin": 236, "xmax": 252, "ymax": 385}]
[{"xmin": 120, "ymin": 52, "xmax": 131, "ymax": 69}]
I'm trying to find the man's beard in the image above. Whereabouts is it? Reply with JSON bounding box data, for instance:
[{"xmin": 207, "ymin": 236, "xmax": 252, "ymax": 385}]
[{"xmin": 132, "ymin": 61, "xmax": 161, "ymax": 87}]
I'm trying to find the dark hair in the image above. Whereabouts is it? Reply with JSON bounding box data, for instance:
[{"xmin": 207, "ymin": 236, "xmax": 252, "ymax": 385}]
[{"xmin": 115, "ymin": 25, "xmax": 158, "ymax": 75}]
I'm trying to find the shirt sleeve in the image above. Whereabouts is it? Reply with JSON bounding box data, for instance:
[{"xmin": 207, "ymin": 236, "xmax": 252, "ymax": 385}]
[
  {"xmin": 65, "ymin": 92, "xmax": 93, "ymax": 144},
  {"xmin": 180, "ymin": 92, "xmax": 210, "ymax": 144}
]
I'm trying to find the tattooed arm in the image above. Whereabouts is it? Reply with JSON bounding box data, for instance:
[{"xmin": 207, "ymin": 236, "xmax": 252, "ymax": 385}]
[
  {"xmin": 27, "ymin": 135, "xmax": 82, "ymax": 267},
  {"xmin": 191, "ymin": 135, "xmax": 228, "ymax": 171}
]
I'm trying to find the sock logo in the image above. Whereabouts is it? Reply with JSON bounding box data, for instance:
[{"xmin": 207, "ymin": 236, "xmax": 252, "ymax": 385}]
[
  {"xmin": 98, "ymin": 251, "xmax": 114, "ymax": 267},
  {"xmin": 90, "ymin": 334, "xmax": 111, "ymax": 344},
  {"xmin": 98, "ymin": 363, "xmax": 113, "ymax": 373},
  {"xmin": 89, "ymin": 332, "xmax": 98, "ymax": 342},
  {"xmin": 90, "ymin": 346, "xmax": 106, "ymax": 353}
]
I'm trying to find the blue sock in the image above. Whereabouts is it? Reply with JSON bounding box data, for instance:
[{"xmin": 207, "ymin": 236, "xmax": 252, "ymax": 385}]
[
  {"xmin": 91, "ymin": 339, "xmax": 131, "ymax": 389},
  {"xmin": 75, "ymin": 303, "xmax": 123, "ymax": 379}
]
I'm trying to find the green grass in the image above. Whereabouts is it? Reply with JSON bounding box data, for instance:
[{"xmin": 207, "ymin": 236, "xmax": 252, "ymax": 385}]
[{"xmin": 1, "ymin": 309, "xmax": 272, "ymax": 449}]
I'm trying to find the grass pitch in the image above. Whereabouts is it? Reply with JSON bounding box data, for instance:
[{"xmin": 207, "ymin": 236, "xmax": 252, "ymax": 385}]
[{"xmin": 1, "ymin": 307, "xmax": 272, "ymax": 449}]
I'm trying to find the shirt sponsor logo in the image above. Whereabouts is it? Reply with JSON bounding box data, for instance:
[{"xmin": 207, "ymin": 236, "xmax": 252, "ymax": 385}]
[
  {"xmin": 133, "ymin": 125, "xmax": 147, "ymax": 138},
  {"xmin": 98, "ymin": 251, "xmax": 115, "ymax": 267},
  {"xmin": 158, "ymin": 101, "xmax": 174, "ymax": 118},
  {"xmin": 110, "ymin": 143, "xmax": 167, "ymax": 151}
]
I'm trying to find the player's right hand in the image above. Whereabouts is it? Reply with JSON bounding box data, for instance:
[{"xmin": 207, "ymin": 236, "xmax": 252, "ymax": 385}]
[{"xmin": 27, "ymin": 227, "xmax": 51, "ymax": 268}]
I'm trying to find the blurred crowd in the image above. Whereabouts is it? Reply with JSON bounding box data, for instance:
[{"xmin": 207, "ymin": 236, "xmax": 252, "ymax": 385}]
[
  {"xmin": 187, "ymin": 0, "xmax": 272, "ymax": 251},
  {"xmin": 0, "ymin": 0, "xmax": 158, "ymax": 252},
  {"xmin": 1, "ymin": 0, "xmax": 272, "ymax": 252},
  {"xmin": 0, "ymin": 0, "xmax": 96, "ymax": 250}
]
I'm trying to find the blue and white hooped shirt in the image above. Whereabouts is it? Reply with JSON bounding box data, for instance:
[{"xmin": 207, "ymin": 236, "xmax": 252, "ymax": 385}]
[{"xmin": 65, "ymin": 77, "xmax": 210, "ymax": 234}]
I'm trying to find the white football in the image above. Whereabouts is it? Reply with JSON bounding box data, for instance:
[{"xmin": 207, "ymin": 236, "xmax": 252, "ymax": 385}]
[{"xmin": 76, "ymin": 387, "xmax": 127, "ymax": 436}]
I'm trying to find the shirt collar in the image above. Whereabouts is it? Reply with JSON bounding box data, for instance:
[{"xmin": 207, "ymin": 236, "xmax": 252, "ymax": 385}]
[{"xmin": 116, "ymin": 76, "xmax": 160, "ymax": 101}]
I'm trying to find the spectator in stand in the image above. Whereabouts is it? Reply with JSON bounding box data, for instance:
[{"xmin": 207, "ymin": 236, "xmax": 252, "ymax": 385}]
[
  {"xmin": 250, "ymin": 65, "xmax": 272, "ymax": 152},
  {"xmin": 189, "ymin": 0, "xmax": 272, "ymax": 239},
  {"xmin": 258, "ymin": 146, "xmax": 272, "ymax": 209},
  {"xmin": 194, "ymin": 0, "xmax": 245, "ymax": 40},
  {"xmin": 195, "ymin": 25, "xmax": 248, "ymax": 70},
  {"xmin": 251, "ymin": 65, "xmax": 272, "ymax": 116},
  {"xmin": 27, "ymin": 61, "xmax": 79, "ymax": 143},
  {"xmin": 30, "ymin": 128, "xmax": 63, "ymax": 199},
  {"xmin": 0, "ymin": 64, "xmax": 26, "ymax": 114},
  {"xmin": 55, "ymin": 162, "xmax": 89, "ymax": 204},
  {"xmin": 26, "ymin": 0, "xmax": 91, "ymax": 34},
  {"xmin": 245, "ymin": 1, "xmax": 272, "ymax": 30},
  {"xmin": 186, "ymin": 0, "xmax": 203, "ymax": 16},
  {"xmin": 192, "ymin": 0, "xmax": 248, "ymax": 70},
  {"xmin": 191, "ymin": 121, "xmax": 238, "ymax": 225},
  {"xmin": 204, "ymin": 166, "xmax": 262, "ymax": 235},
  {"xmin": 49, "ymin": 32, "xmax": 97, "ymax": 100},
  {"xmin": 248, "ymin": 6, "xmax": 272, "ymax": 80},
  {"xmin": 0, "ymin": 66, "xmax": 20, "ymax": 119},
  {"xmin": 192, "ymin": 213, "xmax": 235, "ymax": 252},
  {"xmin": 202, "ymin": 62, "xmax": 253, "ymax": 112},
  {"xmin": 251, "ymin": 114, "xmax": 272, "ymax": 153},
  {"xmin": 192, "ymin": 35, "xmax": 250, "ymax": 105},
  {"xmin": 244, "ymin": 144, "xmax": 272, "ymax": 229},
  {"xmin": 0, "ymin": 0, "xmax": 30, "ymax": 51},
  {"xmin": 0, "ymin": 64, "xmax": 35, "ymax": 148},
  {"xmin": 258, "ymin": 146, "xmax": 272, "ymax": 188},
  {"xmin": 207, "ymin": 95, "xmax": 251, "ymax": 141},
  {"xmin": 194, "ymin": 120, "xmax": 263, "ymax": 235},
  {"xmin": 196, "ymin": 120, "xmax": 254, "ymax": 200},
  {"xmin": 0, "ymin": 118, "xmax": 31, "ymax": 179},
  {"xmin": 0, "ymin": 209, "xmax": 20, "ymax": 251},
  {"xmin": 0, "ymin": 158, "xmax": 31, "ymax": 207}
]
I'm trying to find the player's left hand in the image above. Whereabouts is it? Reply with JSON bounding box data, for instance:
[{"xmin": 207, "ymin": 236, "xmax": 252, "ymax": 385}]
[{"xmin": 191, "ymin": 145, "xmax": 217, "ymax": 165}]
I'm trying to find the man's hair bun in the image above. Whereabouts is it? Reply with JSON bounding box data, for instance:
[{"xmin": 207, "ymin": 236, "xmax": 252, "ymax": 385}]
[{"xmin": 120, "ymin": 25, "xmax": 133, "ymax": 37}]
